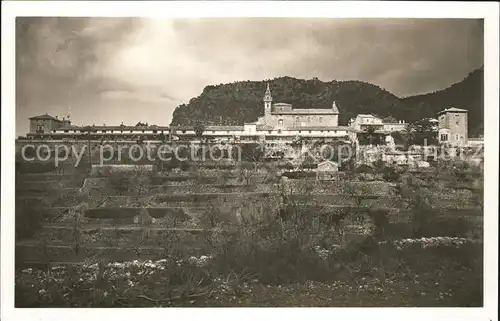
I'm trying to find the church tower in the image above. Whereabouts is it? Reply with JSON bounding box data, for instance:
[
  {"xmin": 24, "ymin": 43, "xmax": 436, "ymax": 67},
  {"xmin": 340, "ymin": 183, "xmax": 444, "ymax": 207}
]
[{"xmin": 263, "ymin": 83, "xmax": 272, "ymax": 116}]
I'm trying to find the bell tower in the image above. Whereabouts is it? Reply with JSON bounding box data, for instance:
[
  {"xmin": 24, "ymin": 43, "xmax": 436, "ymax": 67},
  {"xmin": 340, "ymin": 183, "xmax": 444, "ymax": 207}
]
[{"xmin": 263, "ymin": 83, "xmax": 272, "ymax": 116}]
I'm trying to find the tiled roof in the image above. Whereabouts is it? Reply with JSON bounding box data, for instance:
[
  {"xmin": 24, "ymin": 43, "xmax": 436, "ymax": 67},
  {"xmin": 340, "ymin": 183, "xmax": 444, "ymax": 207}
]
[
  {"xmin": 205, "ymin": 126, "xmax": 244, "ymax": 131},
  {"xmin": 272, "ymin": 109, "xmax": 337, "ymax": 115},
  {"xmin": 78, "ymin": 125, "xmax": 171, "ymax": 131},
  {"xmin": 437, "ymin": 107, "xmax": 468, "ymax": 114},
  {"xmin": 283, "ymin": 126, "xmax": 351, "ymax": 131},
  {"xmin": 29, "ymin": 114, "xmax": 62, "ymax": 121},
  {"xmin": 357, "ymin": 114, "xmax": 379, "ymax": 118}
]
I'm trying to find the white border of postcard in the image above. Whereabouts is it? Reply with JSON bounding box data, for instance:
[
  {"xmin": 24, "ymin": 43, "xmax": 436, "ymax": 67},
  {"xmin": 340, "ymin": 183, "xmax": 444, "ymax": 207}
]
[{"xmin": 2, "ymin": 2, "xmax": 499, "ymax": 321}]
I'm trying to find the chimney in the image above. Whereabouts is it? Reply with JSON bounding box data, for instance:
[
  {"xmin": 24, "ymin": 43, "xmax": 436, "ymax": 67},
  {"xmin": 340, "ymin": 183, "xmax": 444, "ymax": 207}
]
[{"xmin": 56, "ymin": 116, "xmax": 59, "ymax": 120}]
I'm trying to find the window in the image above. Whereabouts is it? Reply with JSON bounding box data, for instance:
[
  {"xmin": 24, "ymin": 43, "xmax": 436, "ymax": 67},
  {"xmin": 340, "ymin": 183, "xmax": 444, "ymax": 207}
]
[
  {"xmin": 319, "ymin": 117, "xmax": 323, "ymax": 123},
  {"xmin": 278, "ymin": 119, "xmax": 283, "ymax": 126},
  {"xmin": 307, "ymin": 117, "xmax": 311, "ymax": 123},
  {"xmin": 440, "ymin": 134, "xmax": 448, "ymax": 141},
  {"xmin": 455, "ymin": 134, "xmax": 459, "ymax": 141},
  {"xmin": 102, "ymin": 130, "xmax": 106, "ymax": 133}
]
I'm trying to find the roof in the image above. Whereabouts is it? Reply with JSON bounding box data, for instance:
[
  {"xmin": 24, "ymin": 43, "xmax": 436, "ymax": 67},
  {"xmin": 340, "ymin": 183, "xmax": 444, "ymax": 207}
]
[
  {"xmin": 357, "ymin": 114, "xmax": 379, "ymax": 118},
  {"xmin": 29, "ymin": 113, "xmax": 63, "ymax": 121},
  {"xmin": 205, "ymin": 126, "xmax": 244, "ymax": 131},
  {"xmin": 283, "ymin": 126, "xmax": 351, "ymax": 131},
  {"xmin": 318, "ymin": 160, "xmax": 339, "ymax": 166},
  {"xmin": 437, "ymin": 107, "xmax": 468, "ymax": 115},
  {"xmin": 77, "ymin": 125, "xmax": 171, "ymax": 131},
  {"xmin": 272, "ymin": 109, "xmax": 337, "ymax": 115},
  {"xmin": 57, "ymin": 125, "xmax": 80, "ymax": 129}
]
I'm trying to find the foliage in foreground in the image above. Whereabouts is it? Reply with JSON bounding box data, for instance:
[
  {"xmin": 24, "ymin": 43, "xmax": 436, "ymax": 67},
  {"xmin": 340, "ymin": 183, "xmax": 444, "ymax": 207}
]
[{"xmin": 16, "ymin": 233, "xmax": 483, "ymax": 307}]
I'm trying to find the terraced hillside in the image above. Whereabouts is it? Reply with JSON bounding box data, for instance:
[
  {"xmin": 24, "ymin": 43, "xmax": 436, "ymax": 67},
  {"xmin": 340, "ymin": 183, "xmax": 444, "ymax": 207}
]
[{"xmin": 15, "ymin": 162, "xmax": 483, "ymax": 269}]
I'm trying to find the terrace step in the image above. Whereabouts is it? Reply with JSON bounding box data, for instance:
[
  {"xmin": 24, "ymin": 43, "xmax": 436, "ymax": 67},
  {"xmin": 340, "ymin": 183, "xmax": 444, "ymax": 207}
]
[
  {"xmin": 16, "ymin": 187, "xmax": 81, "ymax": 197},
  {"xmin": 32, "ymin": 225, "xmax": 220, "ymax": 247},
  {"xmin": 41, "ymin": 206, "xmax": 207, "ymax": 223},
  {"xmin": 16, "ymin": 195, "xmax": 82, "ymax": 207},
  {"xmin": 15, "ymin": 243, "xmax": 207, "ymax": 263}
]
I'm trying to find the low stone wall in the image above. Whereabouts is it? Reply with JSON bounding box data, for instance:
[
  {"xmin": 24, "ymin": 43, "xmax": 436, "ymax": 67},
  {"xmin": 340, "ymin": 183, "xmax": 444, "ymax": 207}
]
[{"xmin": 91, "ymin": 164, "xmax": 153, "ymax": 176}]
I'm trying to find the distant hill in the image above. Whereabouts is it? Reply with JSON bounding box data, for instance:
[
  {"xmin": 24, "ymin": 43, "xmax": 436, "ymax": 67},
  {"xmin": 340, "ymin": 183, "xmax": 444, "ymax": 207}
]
[
  {"xmin": 402, "ymin": 66, "xmax": 484, "ymax": 137},
  {"xmin": 170, "ymin": 67, "xmax": 484, "ymax": 136}
]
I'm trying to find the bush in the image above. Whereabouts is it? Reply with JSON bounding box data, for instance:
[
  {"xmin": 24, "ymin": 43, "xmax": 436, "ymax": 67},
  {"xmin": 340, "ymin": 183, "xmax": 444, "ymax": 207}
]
[
  {"xmin": 16, "ymin": 200, "xmax": 43, "ymax": 241},
  {"xmin": 104, "ymin": 170, "xmax": 131, "ymax": 195},
  {"xmin": 381, "ymin": 165, "xmax": 401, "ymax": 182},
  {"xmin": 355, "ymin": 164, "xmax": 375, "ymax": 174}
]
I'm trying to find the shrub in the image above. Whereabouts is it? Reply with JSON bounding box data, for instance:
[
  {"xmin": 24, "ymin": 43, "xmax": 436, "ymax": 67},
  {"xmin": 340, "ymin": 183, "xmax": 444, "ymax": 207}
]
[
  {"xmin": 381, "ymin": 165, "xmax": 401, "ymax": 182},
  {"xmin": 104, "ymin": 170, "xmax": 131, "ymax": 195},
  {"xmin": 15, "ymin": 200, "xmax": 43, "ymax": 241}
]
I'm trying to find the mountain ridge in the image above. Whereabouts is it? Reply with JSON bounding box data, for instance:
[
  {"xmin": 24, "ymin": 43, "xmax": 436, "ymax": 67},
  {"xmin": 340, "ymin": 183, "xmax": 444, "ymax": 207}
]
[{"xmin": 170, "ymin": 67, "xmax": 484, "ymax": 136}]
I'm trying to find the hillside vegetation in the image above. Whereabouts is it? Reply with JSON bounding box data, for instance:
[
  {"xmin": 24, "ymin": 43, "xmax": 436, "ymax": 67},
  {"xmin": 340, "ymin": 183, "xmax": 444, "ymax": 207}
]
[
  {"xmin": 402, "ymin": 66, "xmax": 484, "ymax": 137},
  {"xmin": 170, "ymin": 67, "xmax": 483, "ymax": 136}
]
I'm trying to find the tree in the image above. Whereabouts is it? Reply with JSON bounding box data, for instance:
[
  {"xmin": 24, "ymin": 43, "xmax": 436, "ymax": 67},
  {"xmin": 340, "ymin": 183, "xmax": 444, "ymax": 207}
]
[
  {"xmin": 194, "ymin": 121, "xmax": 205, "ymax": 140},
  {"xmin": 365, "ymin": 126, "xmax": 376, "ymax": 145},
  {"xmin": 399, "ymin": 124, "xmax": 416, "ymax": 150},
  {"xmin": 382, "ymin": 115, "xmax": 398, "ymax": 123},
  {"xmin": 412, "ymin": 119, "xmax": 438, "ymax": 146},
  {"xmin": 240, "ymin": 143, "xmax": 265, "ymax": 163}
]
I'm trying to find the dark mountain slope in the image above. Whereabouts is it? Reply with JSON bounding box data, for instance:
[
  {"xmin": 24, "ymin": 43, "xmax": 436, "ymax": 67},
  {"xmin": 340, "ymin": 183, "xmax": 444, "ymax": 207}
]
[
  {"xmin": 402, "ymin": 66, "xmax": 484, "ymax": 136},
  {"xmin": 171, "ymin": 77, "xmax": 413, "ymax": 127},
  {"xmin": 171, "ymin": 67, "xmax": 484, "ymax": 136}
]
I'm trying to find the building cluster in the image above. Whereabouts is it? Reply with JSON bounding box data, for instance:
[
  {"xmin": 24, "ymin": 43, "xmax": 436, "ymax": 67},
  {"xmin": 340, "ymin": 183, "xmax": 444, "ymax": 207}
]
[{"xmin": 23, "ymin": 84, "xmax": 474, "ymax": 147}]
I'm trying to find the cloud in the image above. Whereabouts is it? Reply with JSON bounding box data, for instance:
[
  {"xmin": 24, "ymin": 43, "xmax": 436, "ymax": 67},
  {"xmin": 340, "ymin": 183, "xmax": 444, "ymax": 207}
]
[
  {"xmin": 100, "ymin": 89, "xmax": 176, "ymax": 104},
  {"xmin": 15, "ymin": 17, "xmax": 483, "ymax": 136}
]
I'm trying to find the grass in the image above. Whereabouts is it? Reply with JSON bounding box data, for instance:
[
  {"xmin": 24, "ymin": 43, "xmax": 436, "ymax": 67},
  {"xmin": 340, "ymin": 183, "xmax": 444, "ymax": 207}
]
[{"xmin": 15, "ymin": 239, "xmax": 482, "ymax": 307}]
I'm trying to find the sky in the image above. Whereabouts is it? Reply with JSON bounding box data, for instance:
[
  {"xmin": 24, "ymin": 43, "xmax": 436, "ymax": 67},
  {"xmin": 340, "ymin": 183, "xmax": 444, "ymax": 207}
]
[{"xmin": 15, "ymin": 18, "xmax": 483, "ymax": 136}]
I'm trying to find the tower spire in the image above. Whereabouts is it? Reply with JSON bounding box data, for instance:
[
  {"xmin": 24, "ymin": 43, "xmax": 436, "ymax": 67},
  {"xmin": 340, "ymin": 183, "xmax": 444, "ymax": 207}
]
[
  {"xmin": 264, "ymin": 83, "xmax": 272, "ymax": 101},
  {"xmin": 263, "ymin": 83, "xmax": 272, "ymax": 116}
]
